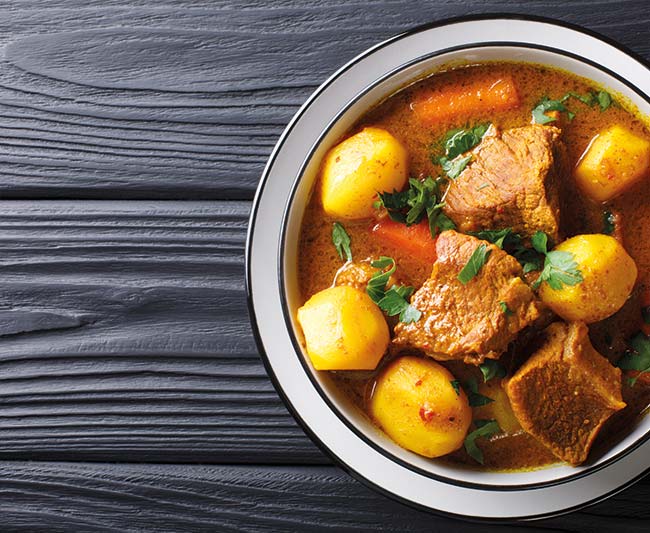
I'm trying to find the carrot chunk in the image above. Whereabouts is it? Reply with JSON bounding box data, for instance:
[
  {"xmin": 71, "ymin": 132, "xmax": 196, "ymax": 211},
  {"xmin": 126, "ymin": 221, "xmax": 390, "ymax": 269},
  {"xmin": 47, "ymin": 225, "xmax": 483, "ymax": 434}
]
[
  {"xmin": 372, "ymin": 219, "xmax": 437, "ymax": 265},
  {"xmin": 411, "ymin": 75, "xmax": 521, "ymax": 125}
]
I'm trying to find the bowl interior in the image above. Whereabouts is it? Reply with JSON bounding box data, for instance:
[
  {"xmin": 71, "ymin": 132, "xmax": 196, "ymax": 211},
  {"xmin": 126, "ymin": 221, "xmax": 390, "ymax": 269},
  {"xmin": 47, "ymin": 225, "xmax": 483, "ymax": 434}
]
[{"xmin": 282, "ymin": 45, "xmax": 650, "ymax": 488}]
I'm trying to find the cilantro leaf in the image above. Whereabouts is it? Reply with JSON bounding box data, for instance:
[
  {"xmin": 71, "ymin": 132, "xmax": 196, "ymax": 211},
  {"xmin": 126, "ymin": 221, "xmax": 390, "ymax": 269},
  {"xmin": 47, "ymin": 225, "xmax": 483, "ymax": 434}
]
[
  {"xmin": 603, "ymin": 211, "xmax": 616, "ymax": 235},
  {"xmin": 450, "ymin": 380, "xmax": 461, "ymax": 396},
  {"xmin": 464, "ymin": 419, "xmax": 501, "ymax": 464},
  {"xmin": 440, "ymin": 154, "xmax": 472, "ymax": 179},
  {"xmin": 532, "ymin": 97, "xmax": 575, "ymax": 124},
  {"xmin": 457, "ymin": 244, "xmax": 491, "ymax": 285},
  {"xmin": 444, "ymin": 123, "xmax": 491, "ymax": 159},
  {"xmin": 617, "ymin": 333, "xmax": 650, "ymax": 386},
  {"xmin": 499, "ymin": 301, "xmax": 514, "ymax": 316},
  {"xmin": 479, "ymin": 359, "xmax": 507, "ymax": 382},
  {"xmin": 464, "ymin": 378, "xmax": 494, "ymax": 407},
  {"xmin": 366, "ymin": 257, "xmax": 396, "ymax": 301},
  {"xmin": 532, "ymin": 250, "xmax": 584, "ymax": 290},
  {"xmin": 366, "ymin": 257, "xmax": 421, "ymax": 324},
  {"xmin": 471, "ymin": 227, "xmax": 544, "ymax": 273},
  {"xmin": 375, "ymin": 176, "xmax": 454, "ymax": 237},
  {"xmin": 531, "ymin": 230, "xmax": 549, "ymax": 254},
  {"xmin": 331, "ymin": 222, "xmax": 352, "ymax": 262},
  {"xmin": 596, "ymin": 91, "xmax": 613, "ymax": 111}
]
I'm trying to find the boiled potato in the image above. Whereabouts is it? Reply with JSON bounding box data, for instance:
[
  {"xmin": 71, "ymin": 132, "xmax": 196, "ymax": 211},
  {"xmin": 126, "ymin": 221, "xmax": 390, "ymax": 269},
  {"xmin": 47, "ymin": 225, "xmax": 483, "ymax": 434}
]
[
  {"xmin": 370, "ymin": 356, "xmax": 472, "ymax": 458},
  {"xmin": 296, "ymin": 285, "xmax": 389, "ymax": 370},
  {"xmin": 539, "ymin": 234, "xmax": 637, "ymax": 323},
  {"xmin": 321, "ymin": 127, "xmax": 408, "ymax": 219},
  {"xmin": 575, "ymin": 125, "xmax": 650, "ymax": 202}
]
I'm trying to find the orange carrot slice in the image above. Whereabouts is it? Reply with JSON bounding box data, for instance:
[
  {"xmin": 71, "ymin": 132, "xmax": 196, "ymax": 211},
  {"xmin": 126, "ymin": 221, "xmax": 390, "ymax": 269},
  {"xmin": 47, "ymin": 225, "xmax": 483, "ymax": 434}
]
[
  {"xmin": 372, "ymin": 219, "xmax": 437, "ymax": 265},
  {"xmin": 411, "ymin": 75, "xmax": 521, "ymax": 125}
]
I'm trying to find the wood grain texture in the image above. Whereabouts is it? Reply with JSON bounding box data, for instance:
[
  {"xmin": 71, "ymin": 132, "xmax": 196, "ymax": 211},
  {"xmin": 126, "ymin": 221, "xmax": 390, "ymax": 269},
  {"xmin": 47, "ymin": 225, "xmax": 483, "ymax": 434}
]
[
  {"xmin": 0, "ymin": 461, "xmax": 648, "ymax": 532},
  {"xmin": 0, "ymin": 200, "xmax": 322, "ymax": 463},
  {"xmin": 0, "ymin": 1, "xmax": 646, "ymax": 198}
]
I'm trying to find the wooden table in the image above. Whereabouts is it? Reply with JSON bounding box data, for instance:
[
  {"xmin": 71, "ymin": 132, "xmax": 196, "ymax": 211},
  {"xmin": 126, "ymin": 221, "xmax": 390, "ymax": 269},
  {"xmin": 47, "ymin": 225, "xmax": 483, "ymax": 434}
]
[{"xmin": 1, "ymin": 2, "xmax": 648, "ymax": 531}]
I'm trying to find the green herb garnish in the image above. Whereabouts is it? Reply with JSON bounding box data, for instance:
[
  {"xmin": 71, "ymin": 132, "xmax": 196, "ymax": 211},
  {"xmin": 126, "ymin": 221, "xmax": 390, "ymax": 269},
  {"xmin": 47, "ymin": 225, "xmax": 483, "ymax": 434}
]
[
  {"xmin": 532, "ymin": 90, "xmax": 614, "ymax": 124},
  {"xmin": 439, "ymin": 154, "xmax": 472, "ymax": 179},
  {"xmin": 479, "ymin": 360, "xmax": 507, "ymax": 382},
  {"xmin": 617, "ymin": 333, "xmax": 650, "ymax": 386},
  {"xmin": 375, "ymin": 177, "xmax": 455, "ymax": 237},
  {"xmin": 332, "ymin": 222, "xmax": 352, "ymax": 262},
  {"xmin": 471, "ymin": 227, "xmax": 543, "ymax": 273},
  {"xmin": 529, "ymin": 231, "xmax": 584, "ymax": 291},
  {"xmin": 532, "ymin": 97, "xmax": 575, "ymax": 124},
  {"xmin": 603, "ymin": 211, "xmax": 616, "ymax": 235},
  {"xmin": 450, "ymin": 380, "xmax": 461, "ymax": 396},
  {"xmin": 499, "ymin": 301, "xmax": 514, "ymax": 316},
  {"xmin": 457, "ymin": 244, "xmax": 492, "ymax": 285},
  {"xmin": 366, "ymin": 257, "xmax": 421, "ymax": 324},
  {"xmin": 464, "ymin": 378, "xmax": 494, "ymax": 407},
  {"xmin": 434, "ymin": 124, "xmax": 491, "ymax": 179},
  {"xmin": 444, "ymin": 124, "xmax": 491, "ymax": 159},
  {"xmin": 464, "ymin": 420, "xmax": 501, "ymax": 464}
]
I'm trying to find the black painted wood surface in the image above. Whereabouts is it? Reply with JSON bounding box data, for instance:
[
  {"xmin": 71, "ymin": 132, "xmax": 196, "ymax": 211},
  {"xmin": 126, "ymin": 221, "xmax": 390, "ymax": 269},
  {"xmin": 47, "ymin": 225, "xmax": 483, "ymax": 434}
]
[{"xmin": 0, "ymin": 1, "xmax": 648, "ymax": 531}]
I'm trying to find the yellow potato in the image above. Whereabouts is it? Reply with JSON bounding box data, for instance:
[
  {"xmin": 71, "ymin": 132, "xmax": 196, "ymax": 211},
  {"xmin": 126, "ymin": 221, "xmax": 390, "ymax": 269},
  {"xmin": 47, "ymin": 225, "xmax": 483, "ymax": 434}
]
[
  {"xmin": 539, "ymin": 234, "xmax": 637, "ymax": 323},
  {"xmin": 296, "ymin": 285, "xmax": 389, "ymax": 371},
  {"xmin": 321, "ymin": 127, "xmax": 408, "ymax": 219},
  {"xmin": 575, "ymin": 125, "xmax": 650, "ymax": 202},
  {"xmin": 370, "ymin": 356, "xmax": 472, "ymax": 458}
]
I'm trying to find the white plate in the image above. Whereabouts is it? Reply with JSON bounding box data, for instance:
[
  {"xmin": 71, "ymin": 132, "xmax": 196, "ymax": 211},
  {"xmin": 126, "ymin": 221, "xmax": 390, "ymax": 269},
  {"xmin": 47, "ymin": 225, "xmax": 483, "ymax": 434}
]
[{"xmin": 246, "ymin": 15, "xmax": 650, "ymax": 520}]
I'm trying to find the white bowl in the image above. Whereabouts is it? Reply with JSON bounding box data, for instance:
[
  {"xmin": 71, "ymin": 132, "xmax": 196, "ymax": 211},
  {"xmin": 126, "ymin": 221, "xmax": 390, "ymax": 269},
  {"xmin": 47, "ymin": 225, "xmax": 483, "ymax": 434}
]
[{"xmin": 246, "ymin": 15, "xmax": 650, "ymax": 520}]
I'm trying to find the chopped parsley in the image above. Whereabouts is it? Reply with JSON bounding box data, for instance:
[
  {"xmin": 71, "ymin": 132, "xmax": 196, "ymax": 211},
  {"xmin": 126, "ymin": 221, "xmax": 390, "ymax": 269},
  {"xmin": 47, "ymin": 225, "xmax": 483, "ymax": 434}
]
[
  {"xmin": 617, "ymin": 333, "xmax": 650, "ymax": 386},
  {"xmin": 471, "ymin": 227, "xmax": 543, "ymax": 273},
  {"xmin": 464, "ymin": 378, "xmax": 494, "ymax": 407},
  {"xmin": 366, "ymin": 257, "xmax": 421, "ymax": 324},
  {"xmin": 450, "ymin": 380, "xmax": 461, "ymax": 396},
  {"xmin": 375, "ymin": 177, "xmax": 455, "ymax": 237},
  {"xmin": 603, "ymin": 211, "xmax": 616, "ymax": 235},
  {"xmin": 457, "ymin": 244, "xmax": 491, "ymax": 285},
  {"xmin": 532, "ymin": 97, "xmax": 575, "ymax": 124},
  {"xmin": 479, "ymin": 359, "xmax": 507, "ymax": 382},
  {"xmin": 439, "ymin": 154, "xmax": 472, "ymax": 179},
  {"xmin": 433, "ymin": 123, "xmax": 491, "ymax": 179},
  {"xmin": 530, "ymin": 231, "xmax": 584, "ymax": 291},
  {"xmin": 464, "ymin": 419, "xmax": 501, "ymax": 464},
  {"xmin": 532, "ymin": 90, "xmax": 615, "ymax": 124},
  {"xmin": 331, "ymin": 222, "xmax": 352, "ymax": 262},
  {"xmin": 499, "ymin": 301, "xmax": 514, "ymax": 316}
]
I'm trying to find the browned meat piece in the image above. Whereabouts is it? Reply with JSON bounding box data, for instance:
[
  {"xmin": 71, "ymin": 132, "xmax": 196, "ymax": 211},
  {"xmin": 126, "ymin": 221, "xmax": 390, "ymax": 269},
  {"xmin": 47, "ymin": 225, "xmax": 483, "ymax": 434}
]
[
  {"xmin": 504, "ymin": 322, "xmax": 625, "ymax": 465},
  {"xmin": 443, "ymin": 125, "xmax": 562, "ymax": 241},
  {"xmin": 334, "ymin": 260, "xmax": 399, "ymax": 291},
  {"xmin": 392, "ymin": 231, "xmax": 542, "ymax": 364}
]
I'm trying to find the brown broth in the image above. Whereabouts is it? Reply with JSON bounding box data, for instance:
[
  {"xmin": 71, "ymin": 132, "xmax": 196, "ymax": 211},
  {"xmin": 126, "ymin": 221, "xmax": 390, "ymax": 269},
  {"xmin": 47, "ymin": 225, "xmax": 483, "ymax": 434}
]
[{"xmin": 297, "ymin": 62, "xmax": 650, "ymax": 471}]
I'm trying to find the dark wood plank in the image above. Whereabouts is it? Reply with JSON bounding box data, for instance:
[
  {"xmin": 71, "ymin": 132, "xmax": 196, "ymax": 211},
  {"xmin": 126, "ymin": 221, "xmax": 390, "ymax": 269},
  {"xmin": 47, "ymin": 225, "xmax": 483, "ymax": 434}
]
[
  {"xmin": 0, "ymin": 200, "xmax": 323, "ymax": 463},
  {"xmin": 0, "ymin": 462, "xmax": 647, "ymax": 532},
  {"xmin": 0, "ymin": 1, "xmax": 647, "ymax": 198}
]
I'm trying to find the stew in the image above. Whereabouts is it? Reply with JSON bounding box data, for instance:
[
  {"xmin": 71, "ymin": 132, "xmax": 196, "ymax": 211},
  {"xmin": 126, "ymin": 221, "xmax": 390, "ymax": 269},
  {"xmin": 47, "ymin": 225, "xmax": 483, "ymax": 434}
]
[{"xmin": 295, "ymin": 62, "xmax": 650, "ymax": 471}]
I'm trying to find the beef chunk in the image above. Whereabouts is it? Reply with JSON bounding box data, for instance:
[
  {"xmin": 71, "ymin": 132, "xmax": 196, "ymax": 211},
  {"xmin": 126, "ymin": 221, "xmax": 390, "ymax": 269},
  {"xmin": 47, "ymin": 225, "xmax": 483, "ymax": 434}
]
[
  {"xmin": 504, "ymin": 321, "xmax": 625, "ymax": 465},
  {"xmin": 392, "ymin": 231, "xmax": 542, "ymax": 364},
  {"xmin": 334, "ymin": 260, "xmax": 399, "ymax": 291},
  {"xmin": 443, "ymin": 125, "xmax": 562, "ymax": 240}
]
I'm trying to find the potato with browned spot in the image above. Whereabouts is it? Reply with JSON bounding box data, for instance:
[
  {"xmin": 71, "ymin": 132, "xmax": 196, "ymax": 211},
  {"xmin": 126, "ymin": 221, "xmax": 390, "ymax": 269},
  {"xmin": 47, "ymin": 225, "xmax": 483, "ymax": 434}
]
[
  {"xmin": 321, "ymin": 127, "xmax": 408, "ymax": 219},
  {"xmin": 370, "ymin": 356, "xmax": 472, "ymax": 458}
]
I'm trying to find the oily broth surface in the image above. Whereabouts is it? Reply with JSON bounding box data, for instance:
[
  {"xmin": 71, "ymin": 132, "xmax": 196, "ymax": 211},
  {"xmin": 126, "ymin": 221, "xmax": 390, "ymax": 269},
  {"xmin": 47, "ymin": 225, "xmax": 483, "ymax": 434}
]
[{"xmin": 297, "ymin": 62, "xmax": 650, "ymax": 471}]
